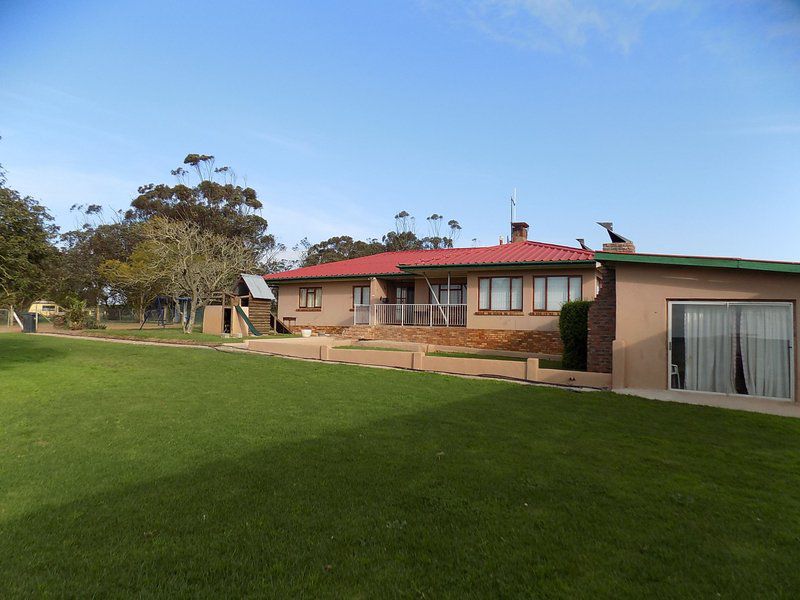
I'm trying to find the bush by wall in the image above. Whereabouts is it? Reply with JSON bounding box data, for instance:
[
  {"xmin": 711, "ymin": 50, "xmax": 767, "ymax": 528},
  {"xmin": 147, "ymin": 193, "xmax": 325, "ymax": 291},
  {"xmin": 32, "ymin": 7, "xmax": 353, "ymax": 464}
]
[{"xmin": 559, "ymin": 300, "xmax": 593, "ymax": 371}]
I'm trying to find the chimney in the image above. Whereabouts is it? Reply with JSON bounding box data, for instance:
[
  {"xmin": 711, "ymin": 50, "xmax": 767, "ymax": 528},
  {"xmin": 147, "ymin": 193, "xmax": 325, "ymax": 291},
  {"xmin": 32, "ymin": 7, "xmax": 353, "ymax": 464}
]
[
  {"xmin": 598, "ymin": 222, "xmax": 635, "ymax": 253},
  {"xmin": 511, "ymin": 221, "xmax": 529, "ymax": 243}
]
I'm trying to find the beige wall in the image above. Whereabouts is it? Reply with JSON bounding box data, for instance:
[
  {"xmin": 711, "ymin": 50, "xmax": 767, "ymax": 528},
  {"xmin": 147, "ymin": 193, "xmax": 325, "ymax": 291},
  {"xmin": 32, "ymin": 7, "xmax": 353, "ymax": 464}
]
[
  {"xmin": 203, "ymin": 305, "xmax": 223, "ymax": 334},
  {"xmin": 273, "ymin": 267, "xmax": 598, "ymax": 332},
  {"xmin": 614, "ymin": 263, "xmax": 800, "ymax": 400},
  {"xmin": 276, "ymin": 279, "xmax": 372, "ymax": 327},
  {"xmin": 464, "ymin": 267, "xmax": 597, "ymax": 331},
  {"xmin": 201, "ymin": 304, "xmax": 250, "ymax": 336}
]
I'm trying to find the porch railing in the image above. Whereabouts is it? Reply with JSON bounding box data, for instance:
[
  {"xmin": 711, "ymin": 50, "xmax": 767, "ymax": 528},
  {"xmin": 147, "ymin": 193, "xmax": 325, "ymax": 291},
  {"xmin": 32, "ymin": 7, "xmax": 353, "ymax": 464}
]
[{"xmin": 364, "ymin": 303, "xmax": 467, "ymax": 327}]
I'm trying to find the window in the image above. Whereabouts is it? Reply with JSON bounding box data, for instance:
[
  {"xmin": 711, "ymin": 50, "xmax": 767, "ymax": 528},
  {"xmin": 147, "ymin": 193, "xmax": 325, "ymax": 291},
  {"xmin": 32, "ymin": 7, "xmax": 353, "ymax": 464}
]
[
  {"xmin": 478, "ymin": 277, "xmax": 522, "ymax": 311},
  {"xmin": 299, "ymin": 287, "xmax": 322, "ymax": 308},
  {"xmin": 353, "ymin": 285, "xmax": 370, "ymax": 306},
  {"xmin": 429, "ymin": 284, "xmax": 466, "ymax": 305},
  {"xmin": 669, "ymin": 301, "xmax": 793, "ymax": 400},
  {"xmin": 533, "ymin": 276, "xmax": 582, "ymax": 311}
]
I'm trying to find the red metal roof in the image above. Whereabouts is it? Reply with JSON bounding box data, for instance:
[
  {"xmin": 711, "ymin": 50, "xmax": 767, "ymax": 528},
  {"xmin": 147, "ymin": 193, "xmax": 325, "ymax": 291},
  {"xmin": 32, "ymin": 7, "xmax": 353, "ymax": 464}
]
[{"xmin": 264, "ymin": 241, "xmax": 595, "ymax": 281}]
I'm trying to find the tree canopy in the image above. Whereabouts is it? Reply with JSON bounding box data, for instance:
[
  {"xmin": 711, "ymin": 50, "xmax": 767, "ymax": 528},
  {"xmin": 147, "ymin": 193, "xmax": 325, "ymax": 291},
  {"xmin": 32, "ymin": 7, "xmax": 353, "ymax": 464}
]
[
  {"xmin": 300, "ymin": 211, "xmax": 463, "ymax": 266},
  {"xmin": 126, "ymin": 154, "xmax": 277, "ymax": 262},
  {"xmin": 0, "ymin": 174, "xmax": 59, "ymax": 309}
]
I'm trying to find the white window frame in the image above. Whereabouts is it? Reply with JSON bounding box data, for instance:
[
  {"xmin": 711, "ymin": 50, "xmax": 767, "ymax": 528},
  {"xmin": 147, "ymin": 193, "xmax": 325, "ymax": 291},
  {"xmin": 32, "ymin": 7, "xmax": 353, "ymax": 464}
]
[{"xmin": 667, "ymin": 300, "xmax": 795, "ymax": 402}]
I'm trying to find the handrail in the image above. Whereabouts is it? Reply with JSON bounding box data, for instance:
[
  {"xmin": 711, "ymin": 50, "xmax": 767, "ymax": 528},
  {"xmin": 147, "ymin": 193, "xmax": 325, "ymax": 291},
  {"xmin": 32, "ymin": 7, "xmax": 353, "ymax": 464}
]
[{"xmin": 371, "ymin": 303, "xmax": 466, "ymax": 327}]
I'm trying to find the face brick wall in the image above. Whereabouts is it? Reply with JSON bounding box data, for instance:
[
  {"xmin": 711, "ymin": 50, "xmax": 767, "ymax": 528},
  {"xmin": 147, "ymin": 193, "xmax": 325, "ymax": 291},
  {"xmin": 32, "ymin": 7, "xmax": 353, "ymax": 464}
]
[
  {"xmin": 587, "ymin": 265, "xmax": 616, "ymax": 373},
  {"xmin": 340, "ymin": 325, "xmax": 563, "ymax": 355}
]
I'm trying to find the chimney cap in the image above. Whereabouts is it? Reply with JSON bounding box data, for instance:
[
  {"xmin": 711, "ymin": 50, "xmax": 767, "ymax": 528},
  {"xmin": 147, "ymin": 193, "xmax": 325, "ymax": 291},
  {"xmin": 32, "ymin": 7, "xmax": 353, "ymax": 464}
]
[
  {"xmin": 511, "ymin": 221, "xmax": 530, "ymax": 228},
  {"xmin": 576, "ymin": 238, "xmax": 592, "ymax": 251},
  {"xmin": 597, "ymin": 221, "xmax": 632, "ymax": 244}
]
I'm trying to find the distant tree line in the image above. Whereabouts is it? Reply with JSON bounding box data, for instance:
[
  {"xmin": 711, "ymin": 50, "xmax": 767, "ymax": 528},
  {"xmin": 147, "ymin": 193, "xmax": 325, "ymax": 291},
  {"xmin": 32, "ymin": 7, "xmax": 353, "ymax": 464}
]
[
  {"xmin": 1, "ymin": 146, "xmax": 465, "ymax": 333},
  {"xmin": 297, "ymin": 211, "xmax": 462, "ymax": 267}
]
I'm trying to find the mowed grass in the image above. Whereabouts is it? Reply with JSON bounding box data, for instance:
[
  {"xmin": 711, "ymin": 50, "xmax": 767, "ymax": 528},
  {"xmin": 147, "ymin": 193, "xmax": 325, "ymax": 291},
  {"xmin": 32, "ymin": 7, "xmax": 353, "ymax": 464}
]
[
  {"xmin": 52, "ymin": 325, "xmax": 295, "ymax": 345},
  {"xmin": 2, "ymin": 335, "xmax": 800, "ymax": 597},
  {"xmin": 427, "ymin": 350, "xmax": 564, "ymax": 369}
]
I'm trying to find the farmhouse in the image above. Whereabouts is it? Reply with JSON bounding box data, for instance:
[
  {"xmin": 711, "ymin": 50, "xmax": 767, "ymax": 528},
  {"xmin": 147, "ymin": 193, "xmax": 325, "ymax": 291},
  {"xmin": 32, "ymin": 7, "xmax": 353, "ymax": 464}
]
[
  {"xmin": 264, "ymin": 223, "xmax": 597, "ymax": 355},
  {"xmin": 265, "ymin": 222, "xmax": 800, "ymax": 411}
]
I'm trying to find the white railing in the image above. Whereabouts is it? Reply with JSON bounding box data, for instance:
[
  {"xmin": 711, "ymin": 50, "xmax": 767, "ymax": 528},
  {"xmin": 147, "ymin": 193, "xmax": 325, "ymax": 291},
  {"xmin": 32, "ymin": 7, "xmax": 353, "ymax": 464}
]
[
  {"xmin": 354, "ymin": 304, "xmax": 371, "ymax": 325},
  {"xmin": 370, "ymin": 303, "xmax": 467, "ymax": 327}
]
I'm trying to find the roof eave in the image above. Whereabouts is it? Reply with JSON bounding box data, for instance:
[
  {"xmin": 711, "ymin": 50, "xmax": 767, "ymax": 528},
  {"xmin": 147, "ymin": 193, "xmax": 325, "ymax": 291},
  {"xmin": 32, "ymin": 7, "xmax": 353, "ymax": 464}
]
[{"xmin": 595, "ymin": 252, "xmax": 800, "ymax": 274}]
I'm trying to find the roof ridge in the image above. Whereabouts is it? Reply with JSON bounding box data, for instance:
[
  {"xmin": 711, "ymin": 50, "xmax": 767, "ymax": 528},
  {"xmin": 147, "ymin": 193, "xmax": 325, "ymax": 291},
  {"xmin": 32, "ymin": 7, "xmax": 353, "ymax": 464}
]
[{"xmin": 520, "ymin": 239, "xmax": 593, "ymax": 253}]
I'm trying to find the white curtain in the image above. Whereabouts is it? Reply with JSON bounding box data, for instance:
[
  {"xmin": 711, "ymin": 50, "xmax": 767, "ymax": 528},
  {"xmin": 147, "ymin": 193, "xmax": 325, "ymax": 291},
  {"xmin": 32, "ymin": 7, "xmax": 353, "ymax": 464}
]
[
  {"xmin": 546, "ymin": 277, "xmax": 569, "ymax": 311},
  {"xmin": 491, "ymin": 278, "xmax": 510, "ymax": 310},
  {"xmin": 684, "ymin": 305, "xmax": 734, "ymax": 394},
  {"xmin": 739, "ymin": 305, "xmax": 792, "ymax": 399}
]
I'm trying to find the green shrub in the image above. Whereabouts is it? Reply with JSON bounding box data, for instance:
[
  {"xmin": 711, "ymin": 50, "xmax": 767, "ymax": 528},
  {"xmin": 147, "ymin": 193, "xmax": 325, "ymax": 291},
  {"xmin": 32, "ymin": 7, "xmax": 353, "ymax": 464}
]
[
  {"xmin": 558, "ymin": 300, "xmax": 593, "ymax": 371},
  {"xmin": 65, "ymin": 298, "xmax": 88, "ymax": 330}
]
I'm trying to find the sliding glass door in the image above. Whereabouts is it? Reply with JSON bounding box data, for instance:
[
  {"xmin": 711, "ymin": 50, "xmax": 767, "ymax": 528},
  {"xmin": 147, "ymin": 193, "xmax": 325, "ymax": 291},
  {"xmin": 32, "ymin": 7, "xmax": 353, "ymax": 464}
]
[{"xmin": 669, "ymin": 302, "xmax": 794, "ymax": 400}]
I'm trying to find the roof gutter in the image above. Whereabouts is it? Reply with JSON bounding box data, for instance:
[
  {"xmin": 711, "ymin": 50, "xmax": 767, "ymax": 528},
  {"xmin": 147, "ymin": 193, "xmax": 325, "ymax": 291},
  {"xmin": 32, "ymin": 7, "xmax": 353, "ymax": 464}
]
[{"xmin": 594, "ymin": 252, "xmax": 800, "ymax": 274}]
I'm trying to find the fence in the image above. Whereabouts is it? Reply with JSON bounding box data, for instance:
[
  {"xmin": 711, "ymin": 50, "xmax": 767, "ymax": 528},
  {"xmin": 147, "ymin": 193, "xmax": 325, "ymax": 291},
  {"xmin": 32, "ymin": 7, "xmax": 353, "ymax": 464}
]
[{"xmin": 371, "ymin": 303, "xmax": 467, "ymax": 327}]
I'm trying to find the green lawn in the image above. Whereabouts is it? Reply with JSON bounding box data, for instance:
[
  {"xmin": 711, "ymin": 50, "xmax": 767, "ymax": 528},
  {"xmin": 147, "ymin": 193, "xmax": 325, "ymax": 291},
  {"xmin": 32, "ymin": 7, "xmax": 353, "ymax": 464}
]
[
  {"xmin": 52, "ymin": 325, "xmax": 295, "ymax": 345},
  {"xmin": 334, "ymin": 344, "xmax": 412, "ymax": 352},
  {"xmin": 2, "ymin": 334, "xmax": 800, "ymax": 597},
  {"xmin": 428, "ymin": 350, "xmax": 563, "ymax": 369}
]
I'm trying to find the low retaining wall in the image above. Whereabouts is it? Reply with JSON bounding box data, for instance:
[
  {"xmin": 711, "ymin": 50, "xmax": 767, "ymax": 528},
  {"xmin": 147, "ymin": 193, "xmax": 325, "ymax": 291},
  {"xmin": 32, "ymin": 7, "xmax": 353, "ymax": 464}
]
[
  {"xmin": 341, "ymin": 325, "xmax": 563, "ymax": 355},
  {"xmin": 327, "ymin": 347, "xmax": 415, "ymax": 369},
  {"xmin": 246, "ymin": 339, "xmax": 611, "ymax": 388}
]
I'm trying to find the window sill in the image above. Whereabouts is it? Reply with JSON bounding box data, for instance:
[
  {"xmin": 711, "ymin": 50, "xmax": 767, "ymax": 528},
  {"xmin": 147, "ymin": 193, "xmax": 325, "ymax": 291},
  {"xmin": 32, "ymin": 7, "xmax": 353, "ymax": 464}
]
[
  {"xmin": 529, "ymin": 310, "xmax": 560, "ymax": 316},
  {"xmin": 474, "ymin": 310, "xmax": 524, "ymax": 316},
  {"xmin": 296, "ymin": 307, "xmax": 322, "ymax": 312}
]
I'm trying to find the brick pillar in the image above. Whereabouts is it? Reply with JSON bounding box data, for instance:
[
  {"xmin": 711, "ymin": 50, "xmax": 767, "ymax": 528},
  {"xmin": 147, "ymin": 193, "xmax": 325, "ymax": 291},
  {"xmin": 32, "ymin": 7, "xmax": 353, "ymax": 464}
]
[{"xmin": 587, "ymin": 265, "xmax": 616, "ymax": 373}]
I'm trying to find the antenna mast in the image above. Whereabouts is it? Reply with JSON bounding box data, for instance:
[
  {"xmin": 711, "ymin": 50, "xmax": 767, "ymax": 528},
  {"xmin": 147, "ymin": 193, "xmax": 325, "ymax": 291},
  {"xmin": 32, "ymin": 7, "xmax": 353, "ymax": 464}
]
[{"xmin": 511, "ymin": 188, "xmax": 517, "ymax": 223}]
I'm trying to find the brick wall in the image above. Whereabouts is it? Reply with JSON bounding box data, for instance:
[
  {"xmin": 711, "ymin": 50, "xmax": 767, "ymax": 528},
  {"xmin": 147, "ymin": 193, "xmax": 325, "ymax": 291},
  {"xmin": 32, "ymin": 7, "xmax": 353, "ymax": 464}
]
[
  {"xmin": 601, "ymin": 242, "xmax": 636, "ymax": 254},
  {"xmin": 587, "ymin": 265, "xmax": 616, "ymax": 373},
  {"xmin": 288, "ymin": 324, "xmax": 347, "ymax": 335},
  {"xmin": 340, "ymin": 325, "xmax": 563, "ymax": 355}
]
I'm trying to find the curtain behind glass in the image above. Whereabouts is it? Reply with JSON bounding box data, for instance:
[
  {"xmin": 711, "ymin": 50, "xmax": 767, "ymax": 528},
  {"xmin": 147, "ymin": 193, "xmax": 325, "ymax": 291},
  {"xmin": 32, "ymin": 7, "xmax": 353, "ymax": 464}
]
[
  {"xmin": 546, "ymin": 277, "xmax": 569, "ymax": 311},
  {"xmin": 479, "ymin": 279, "xmax": 490, "ymax": 309},
  {"xmin": 491, "ymin": 278, "xmax": 510, "ymax": 310},
  {"xmin": 739, "ymin": 305, "xmax": 792, "ymax": 399},
  {"xmin": 683, "ymin": 305, "xmax": 733, "ymax": 394}
]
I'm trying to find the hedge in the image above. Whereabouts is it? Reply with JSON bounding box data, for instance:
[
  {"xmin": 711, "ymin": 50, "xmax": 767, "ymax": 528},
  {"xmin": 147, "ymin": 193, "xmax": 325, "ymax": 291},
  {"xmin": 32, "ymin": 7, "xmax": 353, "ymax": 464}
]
[{"xmin": 558, "ymin": 300, "xmax": 593, "ymax": 371}]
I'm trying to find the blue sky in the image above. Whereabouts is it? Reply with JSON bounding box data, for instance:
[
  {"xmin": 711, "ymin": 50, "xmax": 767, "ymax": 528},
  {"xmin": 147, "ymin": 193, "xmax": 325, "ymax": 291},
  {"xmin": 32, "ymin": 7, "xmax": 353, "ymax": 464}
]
[{"xmin": 1, "ymin": 0, "xmax": 799, "ymax": 260}]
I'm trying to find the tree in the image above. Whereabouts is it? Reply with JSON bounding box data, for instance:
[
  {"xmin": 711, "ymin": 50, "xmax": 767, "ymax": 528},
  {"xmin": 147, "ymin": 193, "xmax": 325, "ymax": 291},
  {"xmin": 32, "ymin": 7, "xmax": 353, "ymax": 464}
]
[
  {"xmin": 140, "ymin": 218, "xmax": 257, "ymax": 333},
  {"xmin": 55, "ymin": 218, "xmax": 141, "ymax": 307},
  {"xmin": 302, "ymin": 235, "xmax": 385, "ymax": 267},
  {"xmin": 99, "ymin": 243, "xmax": 166, "ymax": 324},
  {"xmin": 0, "ymin": 179, "xmax": 59, "ymax": 310},
  {"xmin": 126, "ymin": 154, "xmax": 278, "ymax": 263}
]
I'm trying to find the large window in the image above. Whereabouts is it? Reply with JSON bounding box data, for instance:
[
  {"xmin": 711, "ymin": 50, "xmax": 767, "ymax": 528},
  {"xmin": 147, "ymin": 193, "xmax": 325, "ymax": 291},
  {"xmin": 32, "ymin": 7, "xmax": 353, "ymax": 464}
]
[
  {"xmin": 299, "ymin": 287, "xmax": 322, "ymax": 308},
  {"xmin": 669, "ymin": 301, "xmax": 793, "ymax": 400},
  {"xmin": 533, "ymin": 276, "xmax": 582, "ymax": 311},
  {"xmin": 430, "ymin": 284, "xmax": 466, "ymax": 305},
  {"xmin": 478, "ymin": 277, "xmax": 522, "ymax": 311},
  {"xmin": 353, "ymin": 285, "xmax": 370, "ymax": 306}
]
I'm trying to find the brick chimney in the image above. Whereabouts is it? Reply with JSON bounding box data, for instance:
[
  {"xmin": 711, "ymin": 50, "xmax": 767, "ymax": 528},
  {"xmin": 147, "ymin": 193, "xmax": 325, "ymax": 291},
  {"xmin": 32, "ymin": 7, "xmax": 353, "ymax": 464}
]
[
  {"xmin": 602, "ymin": 241, "xmax": 636, "ymax": 253},
  {"xmin": 598, "ymin": 222, "xmax": 635, "ymax": 253},
  {"xmin": 511, "ymin": 222, "xmax": 529, "ymax": 243}
]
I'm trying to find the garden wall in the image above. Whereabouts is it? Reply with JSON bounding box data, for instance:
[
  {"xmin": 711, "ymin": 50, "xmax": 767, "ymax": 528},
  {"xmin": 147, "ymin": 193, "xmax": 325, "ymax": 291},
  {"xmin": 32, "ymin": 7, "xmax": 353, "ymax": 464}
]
[{"xmin": 341, "ymin": 325, "xmax": 563, "ymax": 355}]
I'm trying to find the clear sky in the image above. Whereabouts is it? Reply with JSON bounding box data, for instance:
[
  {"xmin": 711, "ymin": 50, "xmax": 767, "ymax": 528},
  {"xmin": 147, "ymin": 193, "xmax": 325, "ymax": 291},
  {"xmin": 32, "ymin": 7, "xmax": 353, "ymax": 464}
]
[{"xmin": 1, "ymin": 0, "xmax": 799, "ymax": 260}]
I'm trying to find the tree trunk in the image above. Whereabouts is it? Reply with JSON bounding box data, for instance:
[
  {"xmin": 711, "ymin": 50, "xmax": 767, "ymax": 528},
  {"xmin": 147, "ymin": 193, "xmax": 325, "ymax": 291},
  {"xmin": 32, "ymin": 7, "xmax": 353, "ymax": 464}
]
[{"xmin": 184, "ymin": 293, "xmax": 199, "ymax": 333}]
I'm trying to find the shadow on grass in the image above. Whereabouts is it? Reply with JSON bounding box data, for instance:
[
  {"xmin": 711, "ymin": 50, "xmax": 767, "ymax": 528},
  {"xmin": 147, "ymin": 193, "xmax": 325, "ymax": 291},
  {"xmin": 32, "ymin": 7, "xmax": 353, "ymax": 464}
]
[
  {"xmin": 2, "ymin": 390, "xmax": 800, "ymax": 598},
  {"xmin": 0, "ymin": 334, "xmax": 69, "ymax": 370}
]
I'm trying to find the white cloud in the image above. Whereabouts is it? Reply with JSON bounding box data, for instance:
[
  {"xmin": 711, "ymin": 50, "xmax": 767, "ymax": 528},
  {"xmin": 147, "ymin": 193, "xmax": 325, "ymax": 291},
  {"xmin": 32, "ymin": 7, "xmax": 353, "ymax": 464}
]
[{"xmin": 421, "ymin": 0, "xmax": 681, "ymax": 53}]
